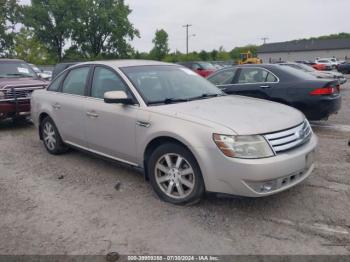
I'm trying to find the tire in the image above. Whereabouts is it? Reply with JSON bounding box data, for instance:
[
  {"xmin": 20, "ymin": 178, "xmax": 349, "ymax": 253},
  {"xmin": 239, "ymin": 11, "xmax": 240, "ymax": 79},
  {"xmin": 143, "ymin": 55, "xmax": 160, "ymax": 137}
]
[
  {"xmin": 147, "ymin": 143, "xmax": 205, "ymax": 205},
  {"xmin": 40, "ymin": 117, "xmax": 68, "ymax": 155}
]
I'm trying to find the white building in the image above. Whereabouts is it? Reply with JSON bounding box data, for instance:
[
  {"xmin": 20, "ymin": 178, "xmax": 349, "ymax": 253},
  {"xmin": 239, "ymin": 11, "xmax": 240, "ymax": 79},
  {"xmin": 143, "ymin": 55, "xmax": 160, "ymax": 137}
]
[{"xmin": 257, "ymin": 38, "xmax": 350, "ymax": 63}]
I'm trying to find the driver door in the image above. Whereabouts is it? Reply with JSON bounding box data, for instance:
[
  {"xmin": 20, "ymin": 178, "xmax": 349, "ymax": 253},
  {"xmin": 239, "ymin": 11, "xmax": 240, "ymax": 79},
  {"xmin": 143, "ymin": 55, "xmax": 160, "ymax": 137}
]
[{"xmin": 84, "ymin": 66, "xmax": 139, "ymax": 164}]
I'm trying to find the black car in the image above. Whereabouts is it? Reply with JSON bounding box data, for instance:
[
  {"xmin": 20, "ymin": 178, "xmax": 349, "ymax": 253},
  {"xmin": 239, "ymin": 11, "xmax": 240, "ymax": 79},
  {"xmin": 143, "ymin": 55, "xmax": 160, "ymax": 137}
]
[
  {"xmin": 337, "ymin": 62, "xmax": 350, "ymax": 74},
  {"xmin": 207, "ymin": 64, "xmax": 341, "ymax": 120},
  {"xmin": 52, "ymin": 62, "xmax": 78, "ymax": 79}
]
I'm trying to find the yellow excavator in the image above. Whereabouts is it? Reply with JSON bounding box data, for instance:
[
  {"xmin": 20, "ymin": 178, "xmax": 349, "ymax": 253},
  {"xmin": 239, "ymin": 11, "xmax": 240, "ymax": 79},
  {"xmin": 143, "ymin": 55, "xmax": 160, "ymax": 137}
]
[{"xmin": 237, "ymin": 51, "xmax": 262, "ymax": 64}]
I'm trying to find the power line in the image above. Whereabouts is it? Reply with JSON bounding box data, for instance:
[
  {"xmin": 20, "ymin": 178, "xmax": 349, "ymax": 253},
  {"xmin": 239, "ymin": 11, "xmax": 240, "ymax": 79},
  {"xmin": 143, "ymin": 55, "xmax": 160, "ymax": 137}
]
[{"xmin": 261, "ymin": 37, "xmax": 269, "ymax": 45}]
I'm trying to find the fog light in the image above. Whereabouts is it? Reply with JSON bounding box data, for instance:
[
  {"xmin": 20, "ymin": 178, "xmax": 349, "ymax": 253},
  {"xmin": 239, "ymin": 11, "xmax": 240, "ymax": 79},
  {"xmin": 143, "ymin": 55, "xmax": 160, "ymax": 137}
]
[{"xmin": 260, "ymin": 183, "xmax": 273, "ymax": 193}]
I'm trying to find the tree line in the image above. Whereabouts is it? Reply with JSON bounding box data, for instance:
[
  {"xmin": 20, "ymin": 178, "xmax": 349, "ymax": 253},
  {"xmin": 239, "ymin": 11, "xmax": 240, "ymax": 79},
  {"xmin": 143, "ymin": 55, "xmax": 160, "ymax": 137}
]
[{"xmin": 0, "ymin": 0, "xmax": 254, "ymax": 65}]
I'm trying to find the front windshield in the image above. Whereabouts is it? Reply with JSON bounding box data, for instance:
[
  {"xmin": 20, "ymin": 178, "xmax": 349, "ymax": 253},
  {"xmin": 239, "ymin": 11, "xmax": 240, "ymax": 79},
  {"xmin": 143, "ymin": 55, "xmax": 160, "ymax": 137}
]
[
  {"xmin": 121, "ymin": 65, "xmax": 224, "ymax": 105},
  {"xmin": 0, "ymin": 61, "xmax": 37, "ymax": 78},
  {"xmin": 31, "ymin": 65, "xmax": 41, "ymax": 73}
]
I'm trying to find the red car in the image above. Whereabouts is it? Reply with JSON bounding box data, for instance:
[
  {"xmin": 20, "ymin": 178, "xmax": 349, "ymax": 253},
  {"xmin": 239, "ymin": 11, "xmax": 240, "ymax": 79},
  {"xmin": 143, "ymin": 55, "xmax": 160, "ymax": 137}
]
[
  {"xmin": 311, "ymin": 63, "xmax": 326, "ymax": 71},
  {"xmin": 0, "ymin": 59, "xmax": 47, "ymax": 121},
  {"xmin": 178, "ymin": 61, "xmax": 216, "ymax": 77}
]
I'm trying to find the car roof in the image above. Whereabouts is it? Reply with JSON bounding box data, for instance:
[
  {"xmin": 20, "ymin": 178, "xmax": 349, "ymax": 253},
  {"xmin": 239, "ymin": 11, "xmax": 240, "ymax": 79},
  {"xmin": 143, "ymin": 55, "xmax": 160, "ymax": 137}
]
[
  {"xmin": 75, "ymin": 60, "xmax": 174, "ymax": 68},
  {"xmin": 230, "ymin": 64, "xmax": 281, "ymax": 70}
]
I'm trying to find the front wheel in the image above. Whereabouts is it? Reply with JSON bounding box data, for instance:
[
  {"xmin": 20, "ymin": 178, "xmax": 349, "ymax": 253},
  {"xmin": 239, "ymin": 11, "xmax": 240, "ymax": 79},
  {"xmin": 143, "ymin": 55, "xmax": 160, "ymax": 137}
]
[
  {"xmin": 40, "ymin": 117, "xmax": 68, "ymax": 155},
  {"xmin": 147, "ymin": 143, "xmax": 205, "ymax": 205}
]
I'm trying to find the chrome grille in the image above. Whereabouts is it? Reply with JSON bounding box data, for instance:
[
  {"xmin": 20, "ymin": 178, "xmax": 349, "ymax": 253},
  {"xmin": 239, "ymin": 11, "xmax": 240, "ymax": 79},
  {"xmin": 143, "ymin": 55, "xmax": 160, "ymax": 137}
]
[
  {"xmin": 0, "ymin": 87, "xmax": 44, "ymax": 102},
  {"xmin": 264, "ymin": 120, "xmax": 312, "ymax": 154}
]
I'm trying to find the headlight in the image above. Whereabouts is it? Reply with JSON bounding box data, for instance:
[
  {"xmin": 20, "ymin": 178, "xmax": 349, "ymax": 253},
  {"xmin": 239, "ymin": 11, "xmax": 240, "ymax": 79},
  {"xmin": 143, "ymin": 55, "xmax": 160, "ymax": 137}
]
[
  {"xmin": 0, "ymin": 91, "xmax": 5, "ymax": 99},
  {"xmin": 213, "ymin": 134, "xmax": 274, "ymax": 159}
]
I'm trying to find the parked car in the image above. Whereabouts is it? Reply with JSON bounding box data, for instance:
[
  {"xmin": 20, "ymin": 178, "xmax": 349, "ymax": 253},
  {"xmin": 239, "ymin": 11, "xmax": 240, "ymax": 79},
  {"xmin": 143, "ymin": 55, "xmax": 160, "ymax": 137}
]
[
  {"xmin": 314, "ymin": 59, "xmax": 334, "ymax": 70},
  {"xmin": 295, "ymin": 60, "xmax": 314, "ymax": 65},
  {"xmin": 0, "ymin": 59, "xmax": 47, "ymax": 121},
  {"xmin": 31, "ymin": 60, "xmax": 317, "ymax": 204},
  {"xmin": 29, "ymin": 63, "xmax": 52, "ymax": 81},
  {"xmin": 316, "ymin": 58, "xmax": 342, "ymax": 68},
  {"xmin": 207, "ymin": 64, "xmax": 341, "ymax": 121},
  {"xmin": 311, "ymin": 63, "xmax": 328, "ymax": 71},
  {"xmin": 52, "ymin": 62, "xmax": 78, "ymax": 79},
  {"xmin": 177, "ymin": 61, "xmax": 216, "ymax": 77},
  {"xmin": 279, "ymin": 62, "xmax": 347, "ymax": 85},
  {"xmin": 337, "ymin": 62, "xmax": 350, "ymax": 74}
]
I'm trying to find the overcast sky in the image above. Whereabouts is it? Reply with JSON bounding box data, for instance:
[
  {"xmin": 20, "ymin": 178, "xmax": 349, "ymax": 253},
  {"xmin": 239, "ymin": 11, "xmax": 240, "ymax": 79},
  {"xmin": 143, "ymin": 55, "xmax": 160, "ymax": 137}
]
[{"xmin": 20, "ymin": 0, "xmax": 350, "ymax": 53}]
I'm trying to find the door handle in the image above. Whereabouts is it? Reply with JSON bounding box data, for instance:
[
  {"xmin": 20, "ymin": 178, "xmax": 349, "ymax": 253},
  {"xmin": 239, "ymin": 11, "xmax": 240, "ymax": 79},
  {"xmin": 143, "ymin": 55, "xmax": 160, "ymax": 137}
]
[
  {"xmin": 86, "ymin": 111, "xmax": 99, "ymax": 118},
  {"xmin": 52, "ymin": 103, "xmax": 61, "ymax": 110},
  {"xmin": 260, "ymin": 85, "xmax": 270, "ymax": 89}
]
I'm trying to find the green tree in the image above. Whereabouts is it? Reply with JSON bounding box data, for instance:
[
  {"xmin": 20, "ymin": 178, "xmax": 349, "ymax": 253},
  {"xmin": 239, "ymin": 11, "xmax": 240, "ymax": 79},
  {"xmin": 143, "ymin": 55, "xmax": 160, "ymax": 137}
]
[
  {"xmin": 229, "ymin": 45, "xmax": 258, "ymax": 60},
  {"xmin": 71, "ymin": 0, "xmax": 139, "ymax": 59},
  {"xmin": 210, "ymin": 49, "xmax": 218, "ymax": 61},
  {"xmin": 21, "ymin": 0, "xmax": 75, "ymax": 61},
  {"xmin": 14, "ymin": 28, "xmax": 53, "ymax": 64},
  {"xmin": 0, "ymin": 0, "xmax": 19, "ymax": 56},
  {"xmin": 150, "ymin": 29, "xmax": 170, "ymax": 61},
  {"xmin": 217, "ymin": 46, "xmax": 230, "ymax": 61},
  {"xmin": 199, "ymin": 50, "xmax": 209, "ymax": 61}
]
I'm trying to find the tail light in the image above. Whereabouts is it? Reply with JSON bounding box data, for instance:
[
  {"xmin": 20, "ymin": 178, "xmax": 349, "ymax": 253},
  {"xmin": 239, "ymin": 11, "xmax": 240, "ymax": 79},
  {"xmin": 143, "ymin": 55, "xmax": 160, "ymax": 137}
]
[{"xmin": 309, "ymin": 87, "xmax": 337, "ymax": 96}]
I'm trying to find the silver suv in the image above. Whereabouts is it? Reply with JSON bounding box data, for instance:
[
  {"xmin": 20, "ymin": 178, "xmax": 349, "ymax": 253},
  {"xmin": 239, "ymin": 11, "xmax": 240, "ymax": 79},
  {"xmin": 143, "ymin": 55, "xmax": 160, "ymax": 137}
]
[{"xmin": 31, "ymin": 60, "xmax": 317, "ymax": 205}]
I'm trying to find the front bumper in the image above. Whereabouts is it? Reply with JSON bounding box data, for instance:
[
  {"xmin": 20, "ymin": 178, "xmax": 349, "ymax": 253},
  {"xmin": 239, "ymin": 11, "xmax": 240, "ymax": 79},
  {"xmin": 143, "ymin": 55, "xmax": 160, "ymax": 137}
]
[
  {"xmin": 0, "ymin": 101, "xmax": 31, "ymax": 116},
  {"xmin": 196, "ymin": 134, "xmax": 318, "ymax": 197}
]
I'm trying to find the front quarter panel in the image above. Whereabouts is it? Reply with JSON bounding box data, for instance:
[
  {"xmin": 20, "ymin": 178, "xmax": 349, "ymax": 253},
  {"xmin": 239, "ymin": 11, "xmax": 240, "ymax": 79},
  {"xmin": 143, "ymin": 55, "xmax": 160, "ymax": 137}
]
[{"xmin": 135, "ymin": 109, "xmax": 233, "ymax": 187}]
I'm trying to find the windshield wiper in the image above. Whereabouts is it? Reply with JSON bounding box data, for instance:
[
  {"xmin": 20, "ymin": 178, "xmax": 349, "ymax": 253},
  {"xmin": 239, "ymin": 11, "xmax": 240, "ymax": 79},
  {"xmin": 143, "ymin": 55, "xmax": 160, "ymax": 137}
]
[
  {"xmin": 6, "ymin": 73, "xmax": 33, "ymax": 78},
  {"xmin": 189, "ymin": 93, "xmax": 225, "ymax": 101},
  {"xmin": 148, "ymin": 98, "xmax": 189, "ymax": 105}
]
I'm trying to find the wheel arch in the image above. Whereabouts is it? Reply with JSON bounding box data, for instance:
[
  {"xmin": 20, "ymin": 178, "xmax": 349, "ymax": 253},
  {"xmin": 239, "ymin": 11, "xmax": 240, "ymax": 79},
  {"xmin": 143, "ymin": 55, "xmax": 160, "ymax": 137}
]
[{"xmin": 143, "ymin": 136, "xmax": 199, "ymax": 181}]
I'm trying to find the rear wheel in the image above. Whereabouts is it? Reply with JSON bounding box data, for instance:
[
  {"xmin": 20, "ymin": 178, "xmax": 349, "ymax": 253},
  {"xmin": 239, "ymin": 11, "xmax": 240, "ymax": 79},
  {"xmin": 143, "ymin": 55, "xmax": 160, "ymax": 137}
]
[
  {"xmin": 40, "ymin": 117, "xmax": 68, "ymax": 155},
  {"xmin": 147, "ymin": 143, "xmax": 205, "ymax": 205}
]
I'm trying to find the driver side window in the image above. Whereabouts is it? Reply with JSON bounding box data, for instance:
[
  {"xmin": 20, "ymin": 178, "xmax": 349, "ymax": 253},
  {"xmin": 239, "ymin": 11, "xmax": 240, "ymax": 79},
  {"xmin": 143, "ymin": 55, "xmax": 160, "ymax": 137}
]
[
  {"xmin": 91, "ymin": 67, "xmax": 128, "ymax": 99},
  {"xmin": 209, "ymin": 69, "xmax": 236, "ymax": 85}
]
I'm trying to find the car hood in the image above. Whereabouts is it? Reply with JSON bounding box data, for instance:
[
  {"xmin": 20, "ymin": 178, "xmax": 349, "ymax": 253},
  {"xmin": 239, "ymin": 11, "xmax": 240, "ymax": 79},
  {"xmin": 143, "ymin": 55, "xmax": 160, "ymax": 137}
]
[
  {"xmin": 0, "ymin": 77, "xmax": 47, "ymax": 89},
  {"xmin": 151, "ymin": 96, "xmax": 305, "ymax": 135}
]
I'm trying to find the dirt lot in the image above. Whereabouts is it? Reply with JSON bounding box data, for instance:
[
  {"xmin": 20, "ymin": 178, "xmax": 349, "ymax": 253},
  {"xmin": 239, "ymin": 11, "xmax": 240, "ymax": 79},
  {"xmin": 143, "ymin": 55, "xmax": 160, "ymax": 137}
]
[{"xmin": 0, "ymin": 76, "xmax": 349, "ymax": 255}]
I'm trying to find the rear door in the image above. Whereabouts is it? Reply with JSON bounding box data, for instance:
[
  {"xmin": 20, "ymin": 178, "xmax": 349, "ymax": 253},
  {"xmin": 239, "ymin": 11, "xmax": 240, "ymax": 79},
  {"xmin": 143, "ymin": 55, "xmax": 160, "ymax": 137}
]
[
  {"xmin": 51, "ymin": 66, "xmax": 91, "ymax": 147},
  {"xmin": 226, "ymin": 67, "xmax": 279, "ymax": 99}
]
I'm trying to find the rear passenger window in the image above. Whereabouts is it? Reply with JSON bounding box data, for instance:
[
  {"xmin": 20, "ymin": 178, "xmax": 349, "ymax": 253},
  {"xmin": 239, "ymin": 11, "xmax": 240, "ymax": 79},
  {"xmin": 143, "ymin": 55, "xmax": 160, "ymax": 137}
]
[
  {"xmin": 238, "ymin": 68, "xmax": 267, "ymax": 83},
  {"xmin": 266, "ymin": 72, "xmax": 278, "ymax": 82},
  {"xmin": 48, "ymin": 73, "xmax": 65, "ymax": 92},
  {"xmin": 62, "ymin": 67, "xmax": 90, "ymax": 96},
  {"xmin": 238, "ymin": 68, "xmax": 277, "ymax": 83}
]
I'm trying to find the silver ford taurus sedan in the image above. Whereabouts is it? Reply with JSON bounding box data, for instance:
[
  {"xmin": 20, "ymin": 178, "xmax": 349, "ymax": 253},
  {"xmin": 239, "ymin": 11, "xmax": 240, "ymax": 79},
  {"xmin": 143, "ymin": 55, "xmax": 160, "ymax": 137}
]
[{"xmin": 31, "ymin": 60, "xmax": 317, "ymax": 205}]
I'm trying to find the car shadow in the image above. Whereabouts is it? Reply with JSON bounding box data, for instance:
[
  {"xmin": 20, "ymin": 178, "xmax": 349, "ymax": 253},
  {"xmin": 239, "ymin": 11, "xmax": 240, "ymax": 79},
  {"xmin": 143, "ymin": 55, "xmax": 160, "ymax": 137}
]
[{"xmin": 0, "ymin": 118, "xmax": 34, "ymax": 131}]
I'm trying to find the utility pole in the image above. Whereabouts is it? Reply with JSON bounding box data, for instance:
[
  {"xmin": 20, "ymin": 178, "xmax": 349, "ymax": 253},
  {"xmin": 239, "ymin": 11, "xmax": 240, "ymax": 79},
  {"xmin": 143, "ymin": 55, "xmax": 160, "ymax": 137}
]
[
  {"xmin": 183, "ymin": 24, "xmax": 192, "ymax": 55},
  {"xmin": 261, "ymin": 37, "xmax": 269, "ymax": 45}
]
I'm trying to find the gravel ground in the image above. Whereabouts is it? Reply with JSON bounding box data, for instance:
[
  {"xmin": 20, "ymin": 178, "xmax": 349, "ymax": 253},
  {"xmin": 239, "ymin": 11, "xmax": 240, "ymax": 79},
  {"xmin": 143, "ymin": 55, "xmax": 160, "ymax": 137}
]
[{"xmin": 0, "ymin": 76, "xmax": 349, "ymax": 255}]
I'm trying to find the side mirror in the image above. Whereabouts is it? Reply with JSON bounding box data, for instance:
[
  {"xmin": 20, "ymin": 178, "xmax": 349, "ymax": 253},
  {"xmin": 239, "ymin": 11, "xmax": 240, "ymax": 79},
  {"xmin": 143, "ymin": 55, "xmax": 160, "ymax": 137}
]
[{"xmin": 104, "ymin": 91, "xmax": 134, "ymax": 105}]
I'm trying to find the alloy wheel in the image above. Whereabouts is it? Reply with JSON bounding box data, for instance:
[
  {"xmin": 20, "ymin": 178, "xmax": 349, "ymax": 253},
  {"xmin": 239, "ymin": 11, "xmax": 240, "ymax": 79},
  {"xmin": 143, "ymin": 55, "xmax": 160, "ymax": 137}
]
[
  {"xmin": 43, "ymin": 122, "xmax": 56, "ymax": 151},
  {"xmin": 155, "ymin": 153, "xmax": 195, "ymax": 199}
]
